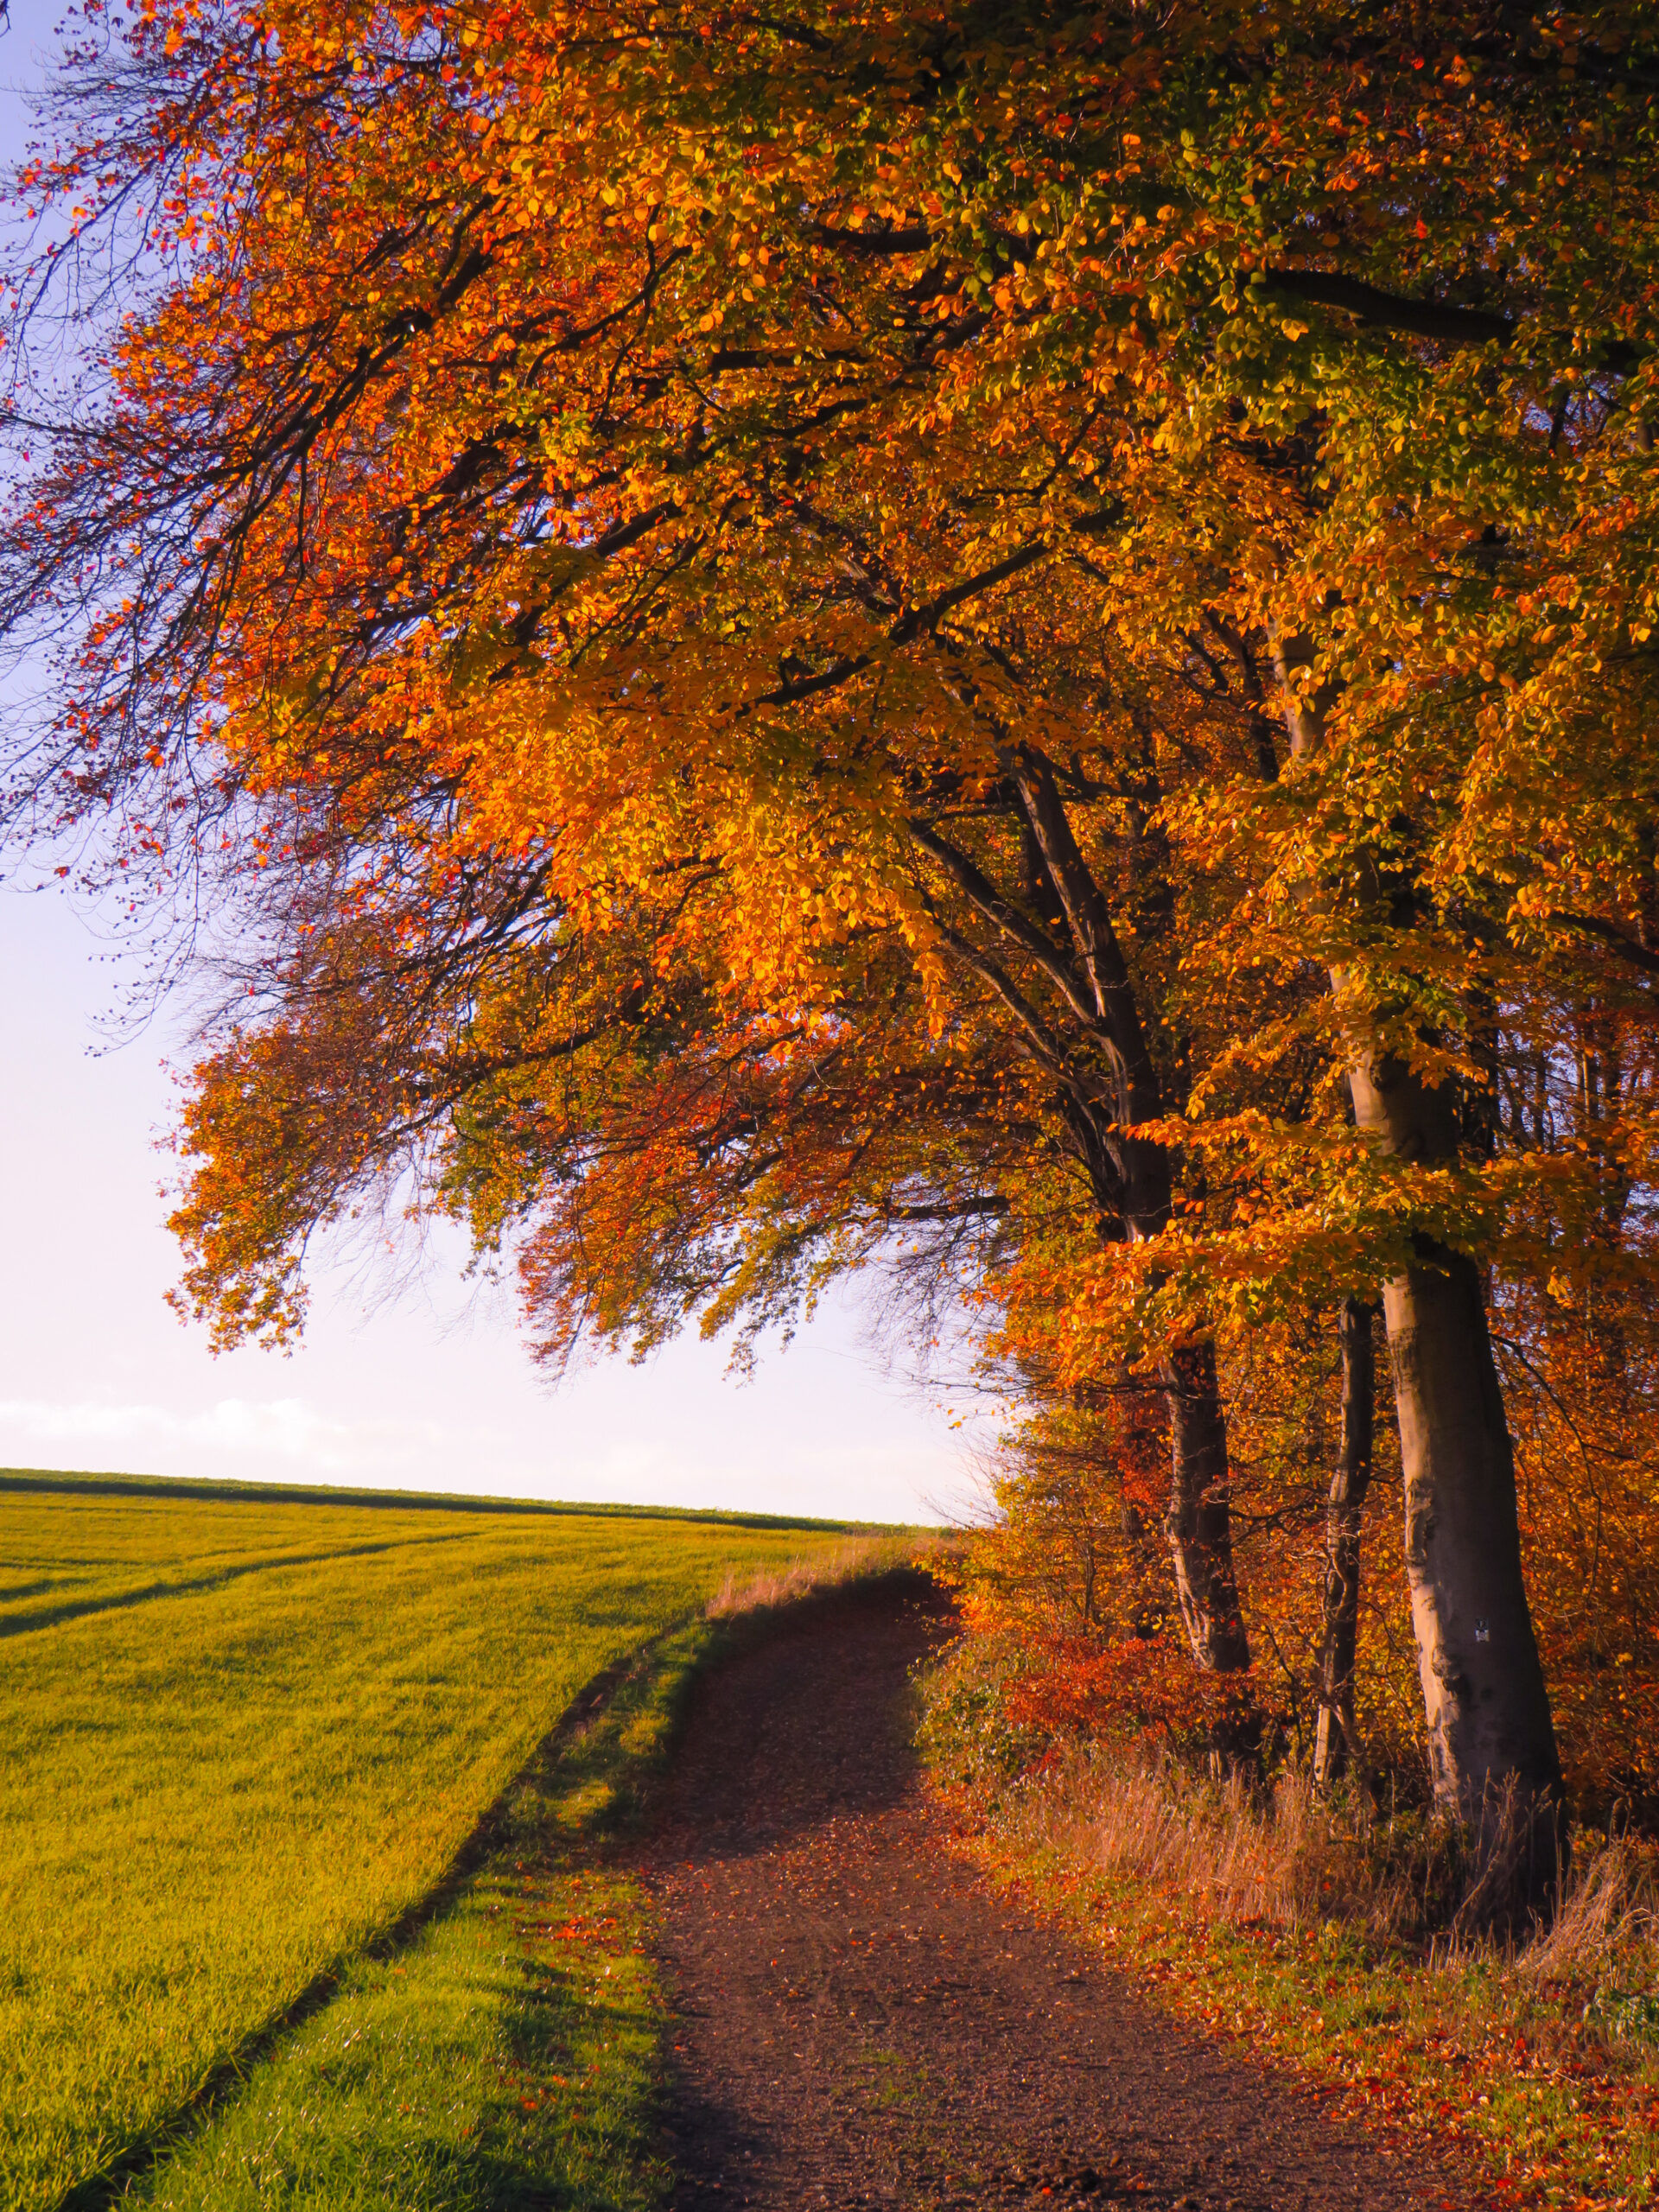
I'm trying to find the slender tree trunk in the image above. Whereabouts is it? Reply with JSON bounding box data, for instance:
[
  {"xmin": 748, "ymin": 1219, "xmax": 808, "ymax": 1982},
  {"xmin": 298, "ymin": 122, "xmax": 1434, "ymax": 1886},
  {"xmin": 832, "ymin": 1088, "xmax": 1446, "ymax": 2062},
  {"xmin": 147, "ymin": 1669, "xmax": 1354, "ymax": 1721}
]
[
  {"xmin": 1349, "ymin": 1052, "xmax": 1565, "ymax": 1925},
  {"xmin": 1162, "ymin": 1340, "xmax": 1250, "ymax": 1671},
  {"xmin": 1012, "ymin": 752, "xmax": 1251, "ymax": 1677},
  {"xmin": 1313, "ymin": 1297, "xmax": 1376, "ymax": 1790}
]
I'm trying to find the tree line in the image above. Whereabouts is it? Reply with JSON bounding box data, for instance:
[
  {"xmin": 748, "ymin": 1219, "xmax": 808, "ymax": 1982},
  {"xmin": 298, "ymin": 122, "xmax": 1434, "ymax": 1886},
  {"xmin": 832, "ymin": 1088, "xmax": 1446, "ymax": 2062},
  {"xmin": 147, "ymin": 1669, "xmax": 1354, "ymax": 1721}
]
[{"xmin": 3, "ymin": 0, "xmax": 1656, "ymax": 1925}]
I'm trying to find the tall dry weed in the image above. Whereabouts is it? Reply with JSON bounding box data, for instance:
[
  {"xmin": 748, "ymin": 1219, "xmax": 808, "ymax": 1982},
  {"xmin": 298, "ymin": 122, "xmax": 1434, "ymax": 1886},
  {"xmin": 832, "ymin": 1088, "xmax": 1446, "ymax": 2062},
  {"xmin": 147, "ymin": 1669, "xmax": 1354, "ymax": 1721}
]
[
  {"xmin": 991, "ymin": 1746, "xmax": 1659, "ymax": 1972},
  {"xmin": 1519, "ymin": 1840, "xmax": 1656, "ymax": 1982},
  {"xmin": 1007, "ymin": 1755, "xmax": 1314, "ymax": 1929},
  {"xmin": 704, "ymin": 1534, "xmax": 931, "ymax": 1618},
  {"xmin": 994, "ymin": 1749, "xmax": 1452, "ymax": 1940}
]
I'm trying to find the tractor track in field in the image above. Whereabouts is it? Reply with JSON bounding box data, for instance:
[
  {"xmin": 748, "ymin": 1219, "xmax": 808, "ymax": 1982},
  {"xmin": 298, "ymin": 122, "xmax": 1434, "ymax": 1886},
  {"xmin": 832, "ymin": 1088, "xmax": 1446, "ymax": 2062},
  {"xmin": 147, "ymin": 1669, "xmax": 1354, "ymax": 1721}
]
[
  {"xmin": 637, "ymin": 1575, "xmax": 1473, "ymax": 2212},
  {"xmin": 0, "ymin": 1529, "xmax": 480, "ymax": 1641}
]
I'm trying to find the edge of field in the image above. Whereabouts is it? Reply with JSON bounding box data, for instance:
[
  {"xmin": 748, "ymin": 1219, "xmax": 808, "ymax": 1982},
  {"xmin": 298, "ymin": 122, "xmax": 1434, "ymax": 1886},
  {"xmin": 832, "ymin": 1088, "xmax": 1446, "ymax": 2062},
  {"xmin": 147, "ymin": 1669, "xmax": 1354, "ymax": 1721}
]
[
  {"xmin": 74, "ymin": 1551, "xmax": 937, "ymax": 2212},
  {"xmin": 1, "ymin": 1464, "xmax": 911, "ymax": 1535}
]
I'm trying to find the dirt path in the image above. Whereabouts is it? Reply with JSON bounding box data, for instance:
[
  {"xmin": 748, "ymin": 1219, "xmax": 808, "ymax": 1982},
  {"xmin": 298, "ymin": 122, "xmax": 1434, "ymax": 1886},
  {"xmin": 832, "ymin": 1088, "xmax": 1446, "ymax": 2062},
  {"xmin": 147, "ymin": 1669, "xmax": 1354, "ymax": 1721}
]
[{"xmin": 639, "ymin": 1575, "xmax": 1469, "ymax": 2212}]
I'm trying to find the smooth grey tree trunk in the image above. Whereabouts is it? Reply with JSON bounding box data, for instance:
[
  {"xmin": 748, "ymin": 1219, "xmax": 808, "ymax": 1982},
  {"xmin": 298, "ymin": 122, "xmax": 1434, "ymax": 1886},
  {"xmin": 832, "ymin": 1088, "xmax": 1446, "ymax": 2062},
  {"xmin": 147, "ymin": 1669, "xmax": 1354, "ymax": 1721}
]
[
  {"xmin": 1275, "ymin": 641, "xmax": 1563, "ymax": 1918},
  {"xmin": 1349, "ymin": 1055, "xmax": 1565, "ymax": 1924},
  {"xmin": 1313, "ymin": 1297, "xmax": 1376, "ymax": 1790}
]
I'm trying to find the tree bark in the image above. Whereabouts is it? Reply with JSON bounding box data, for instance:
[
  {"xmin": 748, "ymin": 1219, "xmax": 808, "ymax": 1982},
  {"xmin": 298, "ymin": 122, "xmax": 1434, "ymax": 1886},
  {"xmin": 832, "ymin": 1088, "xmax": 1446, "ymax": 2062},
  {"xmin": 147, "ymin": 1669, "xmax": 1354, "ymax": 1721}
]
[
  {"xmin": 1348, "ymin": 1052, "xmax": 1565, "ymax": 1925},
  {"xmin": 1007, "ymin": 753, "xmax": 1251, "ymax": 1677},
  {"xmin": 1163, "ymin": 1339, "xmax": 1250, "ymax": 1672},
  {"xmin": 1313, "ymin": 1297, "xmax": 1376, "ymax": 1790},
  {"xmin": 1275, "ymin": 636, "xmax": 1564, "ymax": 1919}
]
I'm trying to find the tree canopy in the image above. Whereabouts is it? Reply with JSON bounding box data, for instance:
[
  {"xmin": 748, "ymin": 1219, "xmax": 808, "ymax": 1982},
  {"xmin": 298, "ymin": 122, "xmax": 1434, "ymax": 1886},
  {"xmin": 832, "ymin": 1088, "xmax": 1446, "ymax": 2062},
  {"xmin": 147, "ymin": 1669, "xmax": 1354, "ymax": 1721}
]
[{"xmin": 6, "ymin": 0, "xmax": 1659, "ymax": 1918}]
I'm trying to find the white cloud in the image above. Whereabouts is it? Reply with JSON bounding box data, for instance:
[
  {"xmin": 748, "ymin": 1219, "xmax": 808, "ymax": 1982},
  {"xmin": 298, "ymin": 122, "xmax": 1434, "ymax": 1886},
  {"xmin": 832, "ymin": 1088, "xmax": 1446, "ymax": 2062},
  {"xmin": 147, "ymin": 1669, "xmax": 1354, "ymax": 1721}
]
[{"xmin": 0, "ymin": 1395, "xmax": 461, "ymax": 1474}]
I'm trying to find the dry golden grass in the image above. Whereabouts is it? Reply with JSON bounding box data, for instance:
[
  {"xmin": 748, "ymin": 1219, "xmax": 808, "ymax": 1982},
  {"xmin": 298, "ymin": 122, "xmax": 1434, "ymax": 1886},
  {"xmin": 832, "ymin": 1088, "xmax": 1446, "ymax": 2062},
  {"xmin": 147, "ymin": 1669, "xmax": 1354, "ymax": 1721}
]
[
  {"xmin": 1001, "ymin": 1744, "xmax": 1659, "ymax": 1974},
  {"xmin": 1003, "ymin": 1751, "xmax": 1383, "ymax": 1931},
  {"xmin": 703, "ymin": 1532, "xmax": 938, "ymax": 1618}
]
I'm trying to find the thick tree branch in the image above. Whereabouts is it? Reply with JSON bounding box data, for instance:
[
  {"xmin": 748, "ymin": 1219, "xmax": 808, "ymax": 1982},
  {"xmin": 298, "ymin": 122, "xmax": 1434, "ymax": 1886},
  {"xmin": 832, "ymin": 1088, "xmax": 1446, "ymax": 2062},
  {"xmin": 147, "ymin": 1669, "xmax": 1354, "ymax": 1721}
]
[
  {"xmin": 1561, "ymin": 912, "xmax": 1659, "ymax": 977},
  {"xmin": 889, "ymin": 538, "xmax": 1047, "ymax": 645},
  {"xmin": 1261, "ymin": 267, "xmax": 1513, "ymax": 347},
  {"xmin": 881, "ymin": 1195, "xmax": 1008, "ymax": 1222},
  {"xmin": 927, "ymin": 916, "xmax": 1075, "ymax": 1082},
  {"xmin": 907, "ymin": 817, "xmax": 1097, "ymax": 1027},
  {"xmin": 1009, "ymin": 748, "xmax": 1162, "ymax": 1121}
]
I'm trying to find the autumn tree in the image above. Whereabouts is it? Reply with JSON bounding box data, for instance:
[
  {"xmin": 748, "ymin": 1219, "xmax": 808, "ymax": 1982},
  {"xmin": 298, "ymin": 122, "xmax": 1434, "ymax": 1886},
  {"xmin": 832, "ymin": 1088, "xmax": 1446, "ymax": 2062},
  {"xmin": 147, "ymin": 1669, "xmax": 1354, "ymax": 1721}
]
[
  {"xmin": 6, "ymin": 0, "xmax": 1273, "ymax": 1678},
  {"xmin": 6, "ymin": 0, "xmax": 1659, "ymax": 1916}
]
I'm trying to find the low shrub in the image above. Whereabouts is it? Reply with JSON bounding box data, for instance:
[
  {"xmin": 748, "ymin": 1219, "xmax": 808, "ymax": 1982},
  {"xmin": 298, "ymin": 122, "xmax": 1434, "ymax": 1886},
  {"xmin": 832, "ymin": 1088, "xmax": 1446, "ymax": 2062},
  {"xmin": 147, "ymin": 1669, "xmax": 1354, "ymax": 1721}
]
[{"xmin": 919, "ymin": 1622, "xmax": 1659, "ymax": 1965}]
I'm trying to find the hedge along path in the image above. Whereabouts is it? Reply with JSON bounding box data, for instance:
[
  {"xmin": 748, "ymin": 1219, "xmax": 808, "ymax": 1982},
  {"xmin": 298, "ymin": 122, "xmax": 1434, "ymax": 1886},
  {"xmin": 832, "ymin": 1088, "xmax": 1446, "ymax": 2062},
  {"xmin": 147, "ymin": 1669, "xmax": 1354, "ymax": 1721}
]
[{"xmin": 639, "ymin": 1575, "xmax": 1464, "ymax": 2212}]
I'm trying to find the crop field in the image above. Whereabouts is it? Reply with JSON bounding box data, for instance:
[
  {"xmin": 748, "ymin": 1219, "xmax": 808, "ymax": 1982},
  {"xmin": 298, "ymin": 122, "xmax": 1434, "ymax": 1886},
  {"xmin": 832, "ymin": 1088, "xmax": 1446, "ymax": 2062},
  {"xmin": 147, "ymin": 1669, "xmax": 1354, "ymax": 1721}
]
[{"xmin": 1, "ymin": 1471, "xmax": 864, "ymax": 2210}]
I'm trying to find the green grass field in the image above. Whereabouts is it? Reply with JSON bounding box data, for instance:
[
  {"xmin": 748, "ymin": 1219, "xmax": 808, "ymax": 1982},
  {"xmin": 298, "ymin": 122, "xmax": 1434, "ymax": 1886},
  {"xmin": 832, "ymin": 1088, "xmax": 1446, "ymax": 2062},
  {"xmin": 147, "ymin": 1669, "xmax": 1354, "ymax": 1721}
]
[{"xmin": 1, "ymin": 1471, "xmax": 867, "ymax": 2210}]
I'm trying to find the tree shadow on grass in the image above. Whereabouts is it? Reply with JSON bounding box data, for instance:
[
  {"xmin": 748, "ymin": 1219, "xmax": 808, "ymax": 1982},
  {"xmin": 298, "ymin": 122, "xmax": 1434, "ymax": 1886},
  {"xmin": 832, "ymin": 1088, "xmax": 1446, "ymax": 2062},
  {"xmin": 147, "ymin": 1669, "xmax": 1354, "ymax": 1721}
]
[
  {"xmin": 55, "ymin": 1571, "xmax": 942, "ymax": 2212},
  {"xmin": 56, "ymin": 1619, "xmax": 705, "ymax": 2212}
]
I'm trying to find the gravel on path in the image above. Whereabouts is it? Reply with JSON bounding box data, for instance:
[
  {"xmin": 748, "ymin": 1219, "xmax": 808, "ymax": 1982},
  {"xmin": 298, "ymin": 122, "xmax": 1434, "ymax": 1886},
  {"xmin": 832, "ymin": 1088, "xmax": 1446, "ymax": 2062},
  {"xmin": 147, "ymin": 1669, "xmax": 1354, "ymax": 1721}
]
[{"xmin": 639, "ymin": 1573, "xmax": 1474, "ymax": 2212}]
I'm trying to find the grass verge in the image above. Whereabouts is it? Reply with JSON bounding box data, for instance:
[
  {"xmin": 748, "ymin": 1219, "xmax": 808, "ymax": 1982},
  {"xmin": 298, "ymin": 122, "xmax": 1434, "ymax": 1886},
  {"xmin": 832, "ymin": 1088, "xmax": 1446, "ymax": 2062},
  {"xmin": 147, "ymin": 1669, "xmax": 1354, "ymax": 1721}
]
[
  {"xmin": 5, "ymin": 1478, "xmax": 895, "ymax": 2210},
  {"xmin": 92, "ymin": 1538, "xmax": 927, "ymax": 2211},
  {"xmin": 105, "ymin": 1622, "xmax": 709, "ymax": 2212}
]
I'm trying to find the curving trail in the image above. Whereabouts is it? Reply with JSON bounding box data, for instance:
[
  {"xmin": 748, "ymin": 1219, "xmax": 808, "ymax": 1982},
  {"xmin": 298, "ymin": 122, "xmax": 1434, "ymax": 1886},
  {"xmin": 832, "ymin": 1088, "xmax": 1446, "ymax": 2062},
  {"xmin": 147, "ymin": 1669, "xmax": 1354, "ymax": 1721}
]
[{"xmin": 639, "ymin": 1575, "xmax": 1473, "ymax": 2212}]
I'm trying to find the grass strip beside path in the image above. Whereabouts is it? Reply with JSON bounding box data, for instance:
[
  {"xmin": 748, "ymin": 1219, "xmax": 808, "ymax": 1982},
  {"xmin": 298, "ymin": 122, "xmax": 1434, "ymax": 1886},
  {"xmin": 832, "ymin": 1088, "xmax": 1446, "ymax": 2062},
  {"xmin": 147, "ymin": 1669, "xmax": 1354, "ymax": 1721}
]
[
  {"xmin": 4, "ymin": 1481, "xmax": 892, "ymax": 2211},
  {"xmin": 97, "ymin": 1550, "xmax": 929, "ymax": 2212},
  {"xmin": 107, "ymin": 1618, "xmax": 720, "ymax": 2212}
]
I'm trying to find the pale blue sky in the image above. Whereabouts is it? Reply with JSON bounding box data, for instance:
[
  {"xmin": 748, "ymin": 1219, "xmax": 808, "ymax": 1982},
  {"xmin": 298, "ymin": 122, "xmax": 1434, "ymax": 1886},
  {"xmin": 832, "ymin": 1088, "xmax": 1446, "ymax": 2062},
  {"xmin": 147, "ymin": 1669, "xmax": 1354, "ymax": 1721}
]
[{"xmin": 0, "ymin": 5, "xmax": 983, "ymax": 1525}]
